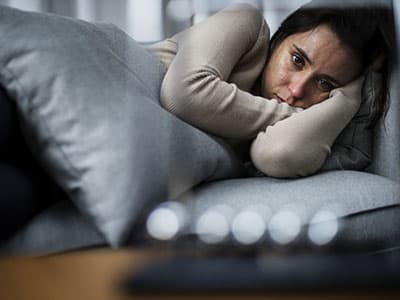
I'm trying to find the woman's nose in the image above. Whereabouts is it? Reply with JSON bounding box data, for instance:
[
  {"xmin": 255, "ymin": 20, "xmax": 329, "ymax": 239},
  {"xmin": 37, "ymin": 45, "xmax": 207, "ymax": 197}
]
[{"xmin": 287, "ymin": 73, "xmax": 309, "ymax": 101}]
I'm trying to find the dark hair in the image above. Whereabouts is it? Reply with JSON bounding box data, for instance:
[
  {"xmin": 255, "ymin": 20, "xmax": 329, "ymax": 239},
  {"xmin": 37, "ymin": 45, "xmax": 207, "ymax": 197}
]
[{"xmin": 270, "ymin": 0, "xmax": 396, "ymax": 128}]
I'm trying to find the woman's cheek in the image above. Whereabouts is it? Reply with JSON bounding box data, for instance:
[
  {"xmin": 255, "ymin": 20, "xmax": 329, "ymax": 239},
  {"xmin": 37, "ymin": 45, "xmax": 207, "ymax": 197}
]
[
  {"xmin": 319, "ymin": 92, "xmax": 330, "ymax": 102},
  {"xmin": 262, "ymin": 57, "xmax": 291, "ymax": 97},
  {"xmin": 312, "ymin": 92, "xmax": 330, "ymax": 105},
  {"xmin": 277, "ymin": 60, "xmax": 291, "ymax": 80}
]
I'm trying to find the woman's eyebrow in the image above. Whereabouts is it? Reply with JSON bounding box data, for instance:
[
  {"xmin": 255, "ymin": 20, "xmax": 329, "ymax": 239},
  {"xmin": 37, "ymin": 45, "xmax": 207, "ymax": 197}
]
[{"xmin": 293, "ymin": 44, "xmax": 343, "ymax": 86}]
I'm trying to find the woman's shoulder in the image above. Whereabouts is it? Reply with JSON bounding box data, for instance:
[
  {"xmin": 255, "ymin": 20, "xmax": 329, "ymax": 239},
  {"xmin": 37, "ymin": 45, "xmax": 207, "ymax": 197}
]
[
  {"xmin": 213, "ymin": 3, "xmax": 266, "ymax": 30},
  {"xmin": 173, "ymin": 3, "xmax": 268, "ymax": 45},
  {"xmin": 221, "ymin": 3, "xmax": 263, "ymax": 15}
]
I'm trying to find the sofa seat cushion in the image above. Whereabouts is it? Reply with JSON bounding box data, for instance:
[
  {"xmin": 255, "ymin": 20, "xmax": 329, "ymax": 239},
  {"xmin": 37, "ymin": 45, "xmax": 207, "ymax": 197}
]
[
  {"xmin": 181, "ymin": 170, "xmax": 400, "ymax": 249},
  {"xmin": 2, "ymin": 170, "xmax": 399, "ymax": 255}
]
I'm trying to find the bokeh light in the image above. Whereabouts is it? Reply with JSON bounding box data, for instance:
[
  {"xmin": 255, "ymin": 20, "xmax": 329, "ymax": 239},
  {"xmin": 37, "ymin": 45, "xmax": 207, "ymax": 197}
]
[
  {"xmin": 195, "ymin": 204, "xmax": 233, "ymax": 244},
  {"xmin": 308, "ymin": 209, "xmax": 339, "ymax": 245},
  {"xmin": 268, "ymin": 210, "xmax": 301, "ymax": 245},
  {"xmin": 146, "ymin": 201, "xmax": 187, "ymax": 240},
  {"xmin": 231, "ymin": 209, "xmax": 266, "ymax": 245}
]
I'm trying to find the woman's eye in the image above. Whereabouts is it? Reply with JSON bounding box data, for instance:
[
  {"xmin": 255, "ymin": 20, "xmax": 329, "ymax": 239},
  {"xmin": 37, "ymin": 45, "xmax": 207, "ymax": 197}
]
[
  {"xmin": 292, "ymin": 53, "xmax": 304, "ymax": 67},
  {"xmin": 318, "ymin": 79, "xmax": 334, "ymax": 92}
]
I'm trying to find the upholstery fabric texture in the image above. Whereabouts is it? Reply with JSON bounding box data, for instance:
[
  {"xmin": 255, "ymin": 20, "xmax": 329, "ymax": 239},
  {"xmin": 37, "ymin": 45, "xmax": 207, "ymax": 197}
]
[{"xmin": 0, "ymin": 6, "xmax": 242, "ymax": 246}]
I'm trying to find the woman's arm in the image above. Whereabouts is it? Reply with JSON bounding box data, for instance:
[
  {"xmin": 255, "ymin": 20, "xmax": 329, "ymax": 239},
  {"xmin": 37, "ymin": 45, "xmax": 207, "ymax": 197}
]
[
  {"xmin": 160, "ymin": 4, "xmax": 301, "ymax": 139},
  {"xmin": 250, "ymin": 77, "xmax": 364, "ymax": 178}
]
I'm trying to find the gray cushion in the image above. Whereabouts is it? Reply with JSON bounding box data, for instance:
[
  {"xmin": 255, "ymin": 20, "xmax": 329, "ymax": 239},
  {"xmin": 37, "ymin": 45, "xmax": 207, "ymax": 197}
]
[
  {"xmin": 367, "ymin": 71, "xmax": 400, "ymax": 181},
  {"xmin": 180, "ymin": 170, "xmax": 400, "ymax": 249},
  {"xmin": 0, "ymin": 6, "xmax": 241, "ymax": 246},
  {"xmin": 2, "ymin": 170, "xmax": 399, "ymax": 255}
]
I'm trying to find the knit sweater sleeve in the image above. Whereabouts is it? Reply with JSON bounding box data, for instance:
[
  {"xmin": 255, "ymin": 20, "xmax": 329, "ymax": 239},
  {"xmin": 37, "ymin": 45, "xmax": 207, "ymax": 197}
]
[
  {"xmin": 250, "ymin": 77, "xmax": 364, "ymax": 178},
  {"xmin": 159, "ymin": 4, "xmax": 301, "ymax": 140}
]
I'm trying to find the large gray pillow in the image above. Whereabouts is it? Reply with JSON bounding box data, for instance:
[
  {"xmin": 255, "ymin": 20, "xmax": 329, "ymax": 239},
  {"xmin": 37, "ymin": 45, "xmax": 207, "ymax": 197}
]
[{"xmin": 0, "ymin": 6, "xmax": 242, "ymax": 246}]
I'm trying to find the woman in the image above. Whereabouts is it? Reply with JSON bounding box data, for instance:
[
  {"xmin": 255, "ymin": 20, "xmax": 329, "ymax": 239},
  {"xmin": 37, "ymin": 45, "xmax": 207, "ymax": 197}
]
[{"xmin": 148, "ymin": 1, "xmax": 394, "ymax": 178}]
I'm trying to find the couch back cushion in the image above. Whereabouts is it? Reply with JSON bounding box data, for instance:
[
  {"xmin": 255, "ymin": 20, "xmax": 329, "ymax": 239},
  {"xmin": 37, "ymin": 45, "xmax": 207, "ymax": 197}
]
[{"xmin": 367, "ymin": 70, "xmax": 400, "ymax": 181}]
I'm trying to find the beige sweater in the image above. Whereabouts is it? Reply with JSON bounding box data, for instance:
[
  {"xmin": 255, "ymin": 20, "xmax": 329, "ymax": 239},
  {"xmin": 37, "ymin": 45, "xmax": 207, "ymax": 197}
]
[{"xmin": 147, "ymin": 4, "xmax": 362, "ymax": 178}]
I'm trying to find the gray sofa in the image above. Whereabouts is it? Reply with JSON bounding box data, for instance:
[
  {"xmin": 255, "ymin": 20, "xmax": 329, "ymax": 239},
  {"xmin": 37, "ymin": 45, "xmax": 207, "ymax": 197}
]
[{"xmin": 1, "ymin": 2, "xmax": 400, "ymax": 255}]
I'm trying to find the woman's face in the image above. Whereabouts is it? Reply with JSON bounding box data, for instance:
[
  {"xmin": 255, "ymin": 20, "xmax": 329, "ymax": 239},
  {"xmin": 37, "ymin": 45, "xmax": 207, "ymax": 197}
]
[{"xmin": 261, "ymin": 25, "xmax": 362, "ymax": 108}]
